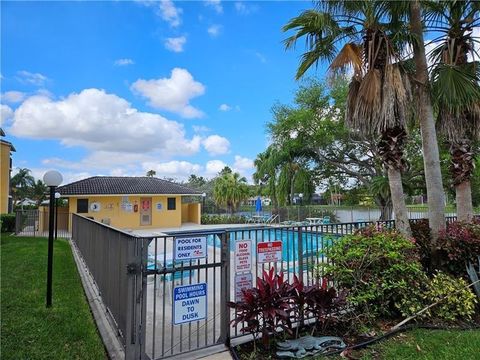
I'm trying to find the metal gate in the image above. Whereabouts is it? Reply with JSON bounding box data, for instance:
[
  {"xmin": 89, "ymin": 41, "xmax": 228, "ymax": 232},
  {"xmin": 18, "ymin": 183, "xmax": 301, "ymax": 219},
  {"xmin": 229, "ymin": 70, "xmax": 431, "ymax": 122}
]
[{"xmin": 143, "ymin": 230, "xmax": 230, "ymax": 359}]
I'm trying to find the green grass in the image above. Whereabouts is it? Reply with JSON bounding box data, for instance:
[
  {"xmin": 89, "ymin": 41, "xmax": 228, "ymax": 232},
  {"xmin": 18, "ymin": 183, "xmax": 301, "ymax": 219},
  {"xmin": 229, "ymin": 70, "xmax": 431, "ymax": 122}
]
[
  {"xmin": 335, "ymin": 328, "xmax": 480, "ymax": 360},
  {"xmin": 0, "ymin": 234, "xmax": 106, "ymax": 359}
]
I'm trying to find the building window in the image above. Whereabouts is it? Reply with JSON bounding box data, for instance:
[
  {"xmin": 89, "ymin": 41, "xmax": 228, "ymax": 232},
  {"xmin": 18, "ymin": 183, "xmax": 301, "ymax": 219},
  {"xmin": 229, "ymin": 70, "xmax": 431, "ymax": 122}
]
[
  {"xmin": 77, "ymin": 199, "xmax": 89, "ymax": 213},
  {"xmin": 167, "ymin": 197, "xmax": 176, "ymax": 210}
]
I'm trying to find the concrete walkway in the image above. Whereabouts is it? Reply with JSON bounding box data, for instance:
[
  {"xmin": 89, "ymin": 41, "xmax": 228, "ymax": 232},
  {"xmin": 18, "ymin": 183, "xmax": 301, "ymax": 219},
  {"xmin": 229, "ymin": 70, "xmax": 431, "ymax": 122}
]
[{"xmin": 198, "ymin": 350, "xmax": 233, "ymax": 360}]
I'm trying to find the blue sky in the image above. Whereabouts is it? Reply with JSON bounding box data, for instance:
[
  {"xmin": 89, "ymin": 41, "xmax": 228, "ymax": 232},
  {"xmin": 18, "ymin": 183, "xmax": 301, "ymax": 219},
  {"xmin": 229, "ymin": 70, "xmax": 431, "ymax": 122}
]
[{"xmin": 1, "ymin": 0, "xmax": 324, "ymax": 185}]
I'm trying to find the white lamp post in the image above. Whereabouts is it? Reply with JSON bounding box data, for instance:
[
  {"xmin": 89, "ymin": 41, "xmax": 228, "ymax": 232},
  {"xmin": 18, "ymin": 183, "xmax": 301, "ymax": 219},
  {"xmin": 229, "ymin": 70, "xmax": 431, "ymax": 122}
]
[
  {"xmin": 43, "ymin": 170, "xmax": 63, "ymax": 308},
  {"xmin": 202, "ymin": 192, "xmax": 207, "ymax": 211},
  {"xmin": 54, "ymin": 192, "xmax": 61, "ymax": 240}
]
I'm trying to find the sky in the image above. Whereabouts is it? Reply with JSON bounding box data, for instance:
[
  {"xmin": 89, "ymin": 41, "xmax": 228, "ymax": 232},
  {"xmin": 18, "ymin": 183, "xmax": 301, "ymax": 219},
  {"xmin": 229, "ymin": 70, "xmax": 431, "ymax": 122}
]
[{"xmin": 1, "ymin": 0, "xmax": 324, "ymax": 185}]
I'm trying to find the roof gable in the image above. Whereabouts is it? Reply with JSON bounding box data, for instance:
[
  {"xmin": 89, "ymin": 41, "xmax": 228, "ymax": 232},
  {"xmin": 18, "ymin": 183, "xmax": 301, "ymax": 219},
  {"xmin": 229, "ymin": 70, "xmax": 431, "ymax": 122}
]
[{"xmin": 58, "ymin": 176, "xmax": 201, "ymax": 196}]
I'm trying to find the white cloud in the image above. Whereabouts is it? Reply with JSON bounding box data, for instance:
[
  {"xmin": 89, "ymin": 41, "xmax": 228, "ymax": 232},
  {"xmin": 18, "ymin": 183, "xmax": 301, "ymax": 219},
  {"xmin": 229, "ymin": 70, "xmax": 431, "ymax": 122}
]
[
  {"xmin": 1, "ymin": 91, "xmax": 26, "ymax": 103},
  {"xmin": 131, "ymin": 68, "xmax": 205, "ymax": 118},
  {"xmin": 234, "ymin": 1, "xmax": 258, "ymax": 15},
  {"xmin": 164, "ymin": 36, "xmax": 186, "ymax": 53},
  {"xmin": 219, "ymin": 103, "xmax": 231, "ymax": 111},
  {"xmin": 255, "ymin": 52, "xmax": 267, "ymax": 63},
  {"xmin": 207, "ymin": 24, "xmax": 222, "ymax": 37},
  {"xmin": 202, "ymin": 135, "xmax": 230, "ymax": 155},
  {"xmin": 233, "ymin": 155, "xmax": 254, "ymax": 171},
  {"xmin": 193, "ymin": 125, "xmax": 211, "ymax": 133},
  {"xmin": 140, "ymin": 0, "xmax": 182, "ymax": 27},
  {"xmin": 114, "ymin": 58, "xmax": 135, "ymax": 66},
  {"xmin": 204, "ymin": 0, "xmax": 223, "ymax": 14},
  {"xmin": 205, "ymin": 159, "xmax": 227, "ymax": 176},
  {"xmin": 142, "ymin": 160, "xmax": 202, "ymax": 180},
  {"xmin": 1, "ymin": 104, "xmax": 13, "ymax": 122},
  {"xmin": 16, "ymin": 70, "xmax": 48, "ymax": 86},
  {"xmin": 9, "ymin": 88, "xmax": 202, "ymax": 156}
]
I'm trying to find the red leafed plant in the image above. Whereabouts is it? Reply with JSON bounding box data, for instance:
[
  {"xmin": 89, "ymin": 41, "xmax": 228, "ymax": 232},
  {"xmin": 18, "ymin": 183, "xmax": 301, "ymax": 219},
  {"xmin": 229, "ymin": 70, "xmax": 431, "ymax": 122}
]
[{"xmin": 227, "ymin": 267, "xmax": 292, "ymax": 350}]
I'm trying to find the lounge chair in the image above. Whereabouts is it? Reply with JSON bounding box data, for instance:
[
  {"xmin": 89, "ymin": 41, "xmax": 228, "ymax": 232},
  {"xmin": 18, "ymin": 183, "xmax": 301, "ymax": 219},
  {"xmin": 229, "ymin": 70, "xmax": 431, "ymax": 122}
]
[{"xmin": 322, "ymin": 216, "xmax": 331, "ymax": 224}]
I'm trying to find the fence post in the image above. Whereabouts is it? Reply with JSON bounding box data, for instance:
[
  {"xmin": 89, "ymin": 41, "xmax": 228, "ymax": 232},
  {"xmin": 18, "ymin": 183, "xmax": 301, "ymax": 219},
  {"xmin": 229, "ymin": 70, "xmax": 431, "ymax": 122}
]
[
  {"xmin": 297, "ymin": 226, "xmax": 304, "ymax": 282},
  {"xmin": 219, "ymin": 231, "xmax": 231, "ymax": 346}
]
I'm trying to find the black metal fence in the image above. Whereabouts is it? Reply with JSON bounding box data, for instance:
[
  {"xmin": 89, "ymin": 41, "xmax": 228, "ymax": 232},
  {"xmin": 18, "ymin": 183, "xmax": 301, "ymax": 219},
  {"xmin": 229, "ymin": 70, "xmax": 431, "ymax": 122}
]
[
  {"xmin": 71, "ymin": 214, "xmax": 148, "ymax": 359},
  {"xmin": 15, "ymin": 209, "xmax": 71, "ymax": 238}
]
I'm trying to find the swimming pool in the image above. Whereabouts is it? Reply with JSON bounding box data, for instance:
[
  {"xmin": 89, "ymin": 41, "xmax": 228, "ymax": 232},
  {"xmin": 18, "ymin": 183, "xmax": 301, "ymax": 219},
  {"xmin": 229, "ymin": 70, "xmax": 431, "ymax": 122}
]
[{"xmin": 206, "ymin": 228, "xmax": 336, "ymax": 262}]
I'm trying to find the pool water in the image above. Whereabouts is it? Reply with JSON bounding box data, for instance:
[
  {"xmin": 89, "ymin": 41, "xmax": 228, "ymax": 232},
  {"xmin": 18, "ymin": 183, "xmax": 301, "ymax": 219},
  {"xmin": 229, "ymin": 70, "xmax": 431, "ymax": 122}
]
[{"xmin": 207, "ymin": 229, "xmax": 336, "ymax": 262}]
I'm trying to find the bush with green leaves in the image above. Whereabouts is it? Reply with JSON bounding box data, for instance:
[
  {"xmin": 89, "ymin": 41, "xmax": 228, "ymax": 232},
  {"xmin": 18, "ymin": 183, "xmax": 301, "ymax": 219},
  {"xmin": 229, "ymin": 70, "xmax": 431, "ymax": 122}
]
[
  {"xmin": 399, "ymin": 271, "xmax": 477, "ymax": 321},
  {"xmin": 201, "ymin": 214, "xmax": 246, "ymax": 225},
  {"xmin": 319, "ymin": 226, "xmax": 425, "ymax": 322},
  {"xmin": 1, "ymin": 213, "xmax": 16, "ymax": 233}
]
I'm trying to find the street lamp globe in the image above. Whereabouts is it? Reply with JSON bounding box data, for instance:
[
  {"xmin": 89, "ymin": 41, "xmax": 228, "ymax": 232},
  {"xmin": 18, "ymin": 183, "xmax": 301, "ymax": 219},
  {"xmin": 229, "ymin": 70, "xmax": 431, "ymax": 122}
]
[
  {"xmin": 202, "ymin": 192, "xmax": 206, "ymax": 198},
  {"xmin": 55, "ymin": 192, "xmax": 61, "ymax": 199},
  {"xmin": 43, "ymin": 170, "xmax": 63, "ymax": 187}
]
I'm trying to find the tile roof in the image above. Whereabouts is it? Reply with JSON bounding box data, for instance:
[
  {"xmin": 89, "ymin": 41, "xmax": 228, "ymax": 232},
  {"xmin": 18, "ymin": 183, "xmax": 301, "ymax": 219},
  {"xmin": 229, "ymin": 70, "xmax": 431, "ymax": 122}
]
[{"xmin": 58, "ymin": 176, "xmax": 201, "ymax": 196}]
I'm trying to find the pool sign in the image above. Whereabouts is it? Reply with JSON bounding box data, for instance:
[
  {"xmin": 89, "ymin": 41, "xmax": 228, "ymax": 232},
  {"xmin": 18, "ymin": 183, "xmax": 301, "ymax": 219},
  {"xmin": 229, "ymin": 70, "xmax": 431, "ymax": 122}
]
[
  {"xmin": 235, "ymin": 273, "xmax": 253, "ymax": 301},
  {"xmin": 235, "ymin": 240, "xmax": 252, "ymax": 273},
  {"xmin": 173, "ymin": 283, "xmax": 207, "ymax": 325},
  {"xmin": 257, "ymin": 241, "xmax": 282, "ymax": 263},
  {"xmin": 174, "ymin": 236, "xmax": 207, "ymax": 261}
]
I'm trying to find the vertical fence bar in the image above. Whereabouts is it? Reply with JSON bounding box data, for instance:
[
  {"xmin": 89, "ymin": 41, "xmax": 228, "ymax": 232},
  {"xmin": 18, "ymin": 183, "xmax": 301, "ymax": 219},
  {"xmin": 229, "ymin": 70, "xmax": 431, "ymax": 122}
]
[
  {"xmin": 297, "ymin": 226, "xmax": 304, "ymax": 281},
  {"xmin": 219, "ymin": 231, "xmax": 230, "ymax": 346}
]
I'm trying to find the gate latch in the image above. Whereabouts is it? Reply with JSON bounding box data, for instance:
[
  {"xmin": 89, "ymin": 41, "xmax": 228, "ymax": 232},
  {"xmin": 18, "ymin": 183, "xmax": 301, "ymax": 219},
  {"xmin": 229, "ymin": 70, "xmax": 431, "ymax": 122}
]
[{"xmin": 127, "ymin": 263, "xmax": 139, "ymax": 274}]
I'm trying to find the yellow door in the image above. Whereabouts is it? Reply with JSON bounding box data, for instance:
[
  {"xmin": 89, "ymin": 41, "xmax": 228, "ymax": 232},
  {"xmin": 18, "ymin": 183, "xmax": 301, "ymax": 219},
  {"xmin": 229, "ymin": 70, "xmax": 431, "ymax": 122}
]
[{"xmin": 140, "ymin": 197, "xmax": 152, "ymax": 226}]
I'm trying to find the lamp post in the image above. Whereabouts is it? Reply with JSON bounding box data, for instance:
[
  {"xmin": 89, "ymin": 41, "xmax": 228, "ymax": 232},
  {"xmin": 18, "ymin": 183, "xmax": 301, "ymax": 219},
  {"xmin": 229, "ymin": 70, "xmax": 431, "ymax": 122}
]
[
  {"xmin": 202, "ymin": 192, "xmax": 206, "ymax": 212},
  {"xmin": 43, "ymin": 170, "xmax": 63, "ymax": 308},
  {"xmin": 54, "ymin": 192, "xmax": 61, "ymax": 240},
  {"xmin": 299, "ymin": 193, "xmax": 304, "ymax": 222}
]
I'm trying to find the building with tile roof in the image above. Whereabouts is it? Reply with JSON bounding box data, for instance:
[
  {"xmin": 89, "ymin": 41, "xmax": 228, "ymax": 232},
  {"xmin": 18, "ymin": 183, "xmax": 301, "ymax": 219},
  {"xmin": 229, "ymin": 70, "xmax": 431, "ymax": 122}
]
[
  {"xmin": 1, "ymin": 128, "xmax": 15, "ymax": 213},
  {"xmin": 57, "ymin": 176, "xmax": 202, "ymax": 230}
]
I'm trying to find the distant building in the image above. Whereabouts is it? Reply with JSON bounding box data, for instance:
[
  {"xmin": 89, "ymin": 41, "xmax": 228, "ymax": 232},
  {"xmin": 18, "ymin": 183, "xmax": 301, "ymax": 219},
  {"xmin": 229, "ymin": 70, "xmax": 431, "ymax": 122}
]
[
  {"xmin": 0, "ymin": 128, "xmax": 15, "ymax": 213},
  {"xmin": 57, "ymin": 176, "xmax": 202, "ymax": 230}
]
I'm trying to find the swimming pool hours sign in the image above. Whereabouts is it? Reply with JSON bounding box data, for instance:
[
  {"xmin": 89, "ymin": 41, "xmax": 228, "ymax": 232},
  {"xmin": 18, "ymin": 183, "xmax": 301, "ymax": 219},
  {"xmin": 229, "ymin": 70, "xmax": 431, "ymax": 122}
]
[
  {"xmin": 257, "ymin": 241, "xmax": 282, "ymax": 263},
  {"xmin": 173, "ymin": 283, "xmax": 207, "ymax": 325}
]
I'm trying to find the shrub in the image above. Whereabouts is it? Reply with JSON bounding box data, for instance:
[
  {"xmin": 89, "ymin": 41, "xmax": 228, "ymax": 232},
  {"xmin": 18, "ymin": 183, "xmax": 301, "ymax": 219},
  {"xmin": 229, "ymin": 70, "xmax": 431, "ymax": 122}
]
[
  {"xmin": 227, "ymin": 268, "xmax": 292, "ymax": 350},
  {"xmin": 399, "ymin": 272, "xmax": 477, "ymax": 321},
  {"xmin": 1, "ymin": 213, "xmax": 16, "ymax": 233},
  {"xmin": 320, "ymin": 226, "xmax": 425, "ymax": 322},
  {"xmin": 201, "ymin": 214, "xmax": 246, "ymax": 225},
  {"xmin": 410, "ymin": 219, "xmax": 431, "ymax": 271},
  {"xmin": 438, "ymin": 220, "xmax": 480, "ymax": 275}
]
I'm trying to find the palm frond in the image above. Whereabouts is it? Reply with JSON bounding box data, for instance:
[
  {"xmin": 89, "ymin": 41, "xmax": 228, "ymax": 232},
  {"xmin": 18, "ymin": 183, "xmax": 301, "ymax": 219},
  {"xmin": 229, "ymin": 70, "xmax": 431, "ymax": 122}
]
[{"xmin": 329, "ymin": 42, "xmax": 363, "ymax": 77}]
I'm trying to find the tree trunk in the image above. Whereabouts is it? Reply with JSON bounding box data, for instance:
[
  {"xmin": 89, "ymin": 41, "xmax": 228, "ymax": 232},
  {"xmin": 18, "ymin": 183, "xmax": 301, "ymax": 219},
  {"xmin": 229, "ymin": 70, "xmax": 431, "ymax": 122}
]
[
  {"xmin": 456, "ymin": 180, "xmax": 473, "ymax": 222},
  {"xmin": 375, "ymin": 196, "xmax": 393, "ymax": 221},
  {"xmin": 388, "ymin": 167, "xmax": 412, "ymax": 237},
  {"xmin": 410, "ymin": 1, "xmax": 446, "ymax": 258}
]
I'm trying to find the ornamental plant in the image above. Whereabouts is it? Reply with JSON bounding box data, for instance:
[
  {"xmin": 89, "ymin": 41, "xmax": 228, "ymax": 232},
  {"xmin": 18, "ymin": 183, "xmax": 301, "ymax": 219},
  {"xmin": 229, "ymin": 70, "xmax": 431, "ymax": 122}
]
[
  {"xmin": 227, "ymin": 267, "xmax": 292, "ymax": 350},
  {"xmin": 319, "ymin": 226, "xmax": 425, "ymax": 322},
  {"xmin": 438, "ymin": 220, "xmax": 480, "ymax": 275},
  {"xmin": 398, "ymin": 271, "xmax": 477, "ymax": 321}
]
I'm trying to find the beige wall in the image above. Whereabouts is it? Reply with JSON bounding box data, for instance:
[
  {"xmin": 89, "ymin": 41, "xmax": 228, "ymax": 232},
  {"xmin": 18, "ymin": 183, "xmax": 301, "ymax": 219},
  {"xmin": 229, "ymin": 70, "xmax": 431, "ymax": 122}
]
[
  {"xmin": 0, "ymin": 142, "xmax": 12, "ymax": 214},
  {"xmin": 67, "ymin": 195, "xmax": 201, "ymax": 230}
]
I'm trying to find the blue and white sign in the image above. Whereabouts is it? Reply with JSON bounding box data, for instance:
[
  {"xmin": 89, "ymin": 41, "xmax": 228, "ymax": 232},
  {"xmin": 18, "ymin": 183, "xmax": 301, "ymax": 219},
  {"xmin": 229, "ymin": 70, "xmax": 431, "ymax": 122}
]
[
  {"xmin": 174, "ymin": 236, "xmax": 207, "ymax": 261},
  {"xmin": 173, "ymin": 283, "xmax": 207, "ymax": 325}
]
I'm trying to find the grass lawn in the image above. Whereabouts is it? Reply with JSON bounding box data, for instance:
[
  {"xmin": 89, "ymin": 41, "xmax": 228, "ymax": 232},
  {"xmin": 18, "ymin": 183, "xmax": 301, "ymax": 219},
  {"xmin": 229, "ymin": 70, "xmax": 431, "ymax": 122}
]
[
  {"xmin": 337, "ymin": 328, "xmax": 480, "ymax": 360},
  {"xmin": 1, "ymin": 234, "xmax": 106, "ymax": 359}
]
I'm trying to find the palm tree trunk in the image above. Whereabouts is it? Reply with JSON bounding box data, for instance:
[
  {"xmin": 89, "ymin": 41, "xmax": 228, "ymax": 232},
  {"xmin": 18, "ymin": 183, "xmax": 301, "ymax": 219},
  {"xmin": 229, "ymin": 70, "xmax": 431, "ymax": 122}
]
[
  {"xmin": 388, "ymin": 167, "xmax": 411, "ymax": 236},
  {"xmin": 410, "ymin": 1, "xmax": 446, "ymax": 254},
  {"xmin": 456, "ymin": 180, "xmax": 473, "ymax": 221}
]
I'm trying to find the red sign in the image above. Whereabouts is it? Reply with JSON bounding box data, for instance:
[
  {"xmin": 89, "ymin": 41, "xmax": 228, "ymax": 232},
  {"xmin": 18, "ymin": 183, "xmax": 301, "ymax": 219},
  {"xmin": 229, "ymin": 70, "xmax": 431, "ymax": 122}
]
[{"xmin": 257, "ymin": 241, "xmax": 282, "ymax": 263}]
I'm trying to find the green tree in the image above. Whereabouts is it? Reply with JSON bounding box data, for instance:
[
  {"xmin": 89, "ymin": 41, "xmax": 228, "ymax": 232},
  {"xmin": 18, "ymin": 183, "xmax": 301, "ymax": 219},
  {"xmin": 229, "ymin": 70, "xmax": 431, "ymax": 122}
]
[
  {"xmin": 146, "ymin": 170, "xmax": 156, "ymax": 177},
  {"xmin": 30, "ymin": 180, "xmax": 48, "ymax": 207},
  {"xmin": 10, "ymin": 168, "xmax": 35, "ymax": 206},
  {"xmin": 213, "ymin": 172, "xmax": 249, "ymax": 214},
  {"xmin": 428, "ymin": 0, "xmax": 480, "ymax": 221},
  {"xmin": 283, "ymin": 1, "xmax": 413, "ymax": 235}
]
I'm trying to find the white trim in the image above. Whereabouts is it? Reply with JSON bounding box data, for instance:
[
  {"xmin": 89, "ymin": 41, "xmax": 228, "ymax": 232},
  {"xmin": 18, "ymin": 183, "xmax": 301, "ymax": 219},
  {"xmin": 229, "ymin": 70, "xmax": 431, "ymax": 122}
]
[{"xmin": 61, "ymin": 193, "xmax": 202, "ymax": 198}]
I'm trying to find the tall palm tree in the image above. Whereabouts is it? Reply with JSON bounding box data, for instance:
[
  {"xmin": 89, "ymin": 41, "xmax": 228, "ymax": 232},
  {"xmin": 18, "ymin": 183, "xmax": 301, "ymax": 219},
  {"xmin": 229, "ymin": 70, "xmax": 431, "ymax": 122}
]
[
  {"xmin": 283, "ymin": 1, "xmax": 412, "ymax": 235},
  {"xmin": 253, "ymin": 147, "xmax": 279, "ymax": 208},
  {"xmin": 408, "ymin": 0, "xmax": 446, "ymax": 251},
  {"xmin": 10, "ymin": 168, "xmax": 35, "ymax": 205},
  {"xmin": 146, "ymin": 170, "xmax": 156, "ymax": 177},
  {"xmin": 30, "ymin": 180, "xmax": 48, "ymax": 207},
  {"xmin": 427, "ymin": 0, "xmax": 480, "ymax": 221},
  {"xmin": 213, "ymin": 172, "xmax": 249, "ymax": 214}
]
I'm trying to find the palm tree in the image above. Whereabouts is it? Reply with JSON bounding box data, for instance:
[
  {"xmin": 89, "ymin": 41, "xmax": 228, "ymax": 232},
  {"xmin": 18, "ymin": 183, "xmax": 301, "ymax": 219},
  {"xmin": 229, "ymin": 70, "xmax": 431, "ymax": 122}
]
[
  {"xmin": 146, "ymin": 170, "xmax": 156, "ymax": 177},
  {"xmin": 253, "ymin": 147, "xmax": 279, "ymax": 209},
  {"xmin": 408, "ymin": 0, "xmax": 446, "ymax": 249},
  {"xmin": 30, "ymin": 180, "xmax": 48, "ymax": 207},
  {"xmin": 213, "ymin": 172, "xmax": 249, "ymax": 214},
  {"xmin": 10, "ymin": 168, "xmax": 35, "ymax": 206},
  {"xmin": 427, "ymin": 0, "xmax": 480, "ymax": 221},
  {"xmin": 283, "ymin": 1, "xmax": 412, "ymax": 235}
]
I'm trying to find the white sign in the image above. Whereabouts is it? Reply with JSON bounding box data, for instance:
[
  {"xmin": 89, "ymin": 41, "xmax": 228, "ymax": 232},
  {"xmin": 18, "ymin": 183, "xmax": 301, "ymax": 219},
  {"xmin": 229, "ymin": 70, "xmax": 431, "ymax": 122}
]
[
  {"xmin": 257, "ymin": 241, "xmax": 283, "ymax": 263},
  {"xmin": 235, "ymin": 240, "xmax": 252, "ymax": 273},
  {"xmin": 174, "ymin": 236, "xmax": 207, "ymax": 261},
  {"xmin": 155, "ymin": 202, "xmax": 163, "ymax": 211},
  {"xmin": 173, "ymin": 283, "xmax": 207, "ymax": 325},
  {"xmin": 235, "ymin": 273, "xmax": 253, "ymax": 301}
]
